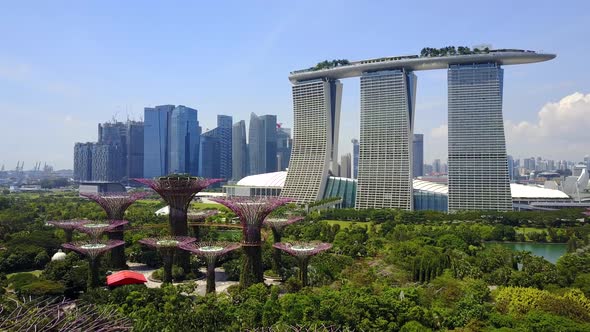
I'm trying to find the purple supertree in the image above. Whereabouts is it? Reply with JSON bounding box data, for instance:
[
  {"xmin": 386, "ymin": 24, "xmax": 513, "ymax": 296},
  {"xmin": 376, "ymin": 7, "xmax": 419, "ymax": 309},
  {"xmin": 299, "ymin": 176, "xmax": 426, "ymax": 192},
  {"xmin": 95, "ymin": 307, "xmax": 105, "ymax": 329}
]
[
  {"xmin": 583, "ymin": 209, "xmax": 590, "ymax": 217},
  {"xmin": 211, "ymin": 196, "xmax": 294, "ymax": 287},
  {"xmin": 62, "ymin": 240, "xmax": 125, "ymax": 288},
  {"xmin": 273, "ymin": 242, "xmax": 332, "ymax": 287},
  {"xmin": 187, "ymin": 210, "xmax": 219, "ymax": 238},
  {"xmin": 76, "ymin": 220, "xmax": 129, "ymax": 241},
  {"xmin": 180, "ymin": 242, "xmax": 240, "ymax": 293},
  {"xmin": 138, "ymin": 236, "xmax": 196, "ymax": 283},
  {"xmin": 80, "ymin": 192, "xmax": 149, "ymax": 269},
  {"xmin": 47, "ymin": 219, "xmax": 91, "ymax": 242},
  {"xmin": 264, "ymin": 216, "xmax": 304, "ymax": 276}
]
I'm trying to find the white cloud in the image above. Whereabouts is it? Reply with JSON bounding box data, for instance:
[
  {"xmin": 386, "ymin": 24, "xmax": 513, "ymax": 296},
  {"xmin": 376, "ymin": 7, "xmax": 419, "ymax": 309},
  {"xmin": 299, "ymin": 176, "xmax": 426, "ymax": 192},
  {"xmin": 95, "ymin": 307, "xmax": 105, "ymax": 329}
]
[{"xmin": 505, "ymin": 92, "xmax": 590, "ymax": 160}]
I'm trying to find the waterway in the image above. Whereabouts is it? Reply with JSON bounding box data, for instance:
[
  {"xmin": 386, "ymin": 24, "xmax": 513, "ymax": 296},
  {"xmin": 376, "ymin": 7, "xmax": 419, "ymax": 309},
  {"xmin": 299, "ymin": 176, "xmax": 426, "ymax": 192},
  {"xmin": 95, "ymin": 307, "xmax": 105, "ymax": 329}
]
[{"xmin": 489, "ymin": 242, "xmax": 567, "ymax": 264}]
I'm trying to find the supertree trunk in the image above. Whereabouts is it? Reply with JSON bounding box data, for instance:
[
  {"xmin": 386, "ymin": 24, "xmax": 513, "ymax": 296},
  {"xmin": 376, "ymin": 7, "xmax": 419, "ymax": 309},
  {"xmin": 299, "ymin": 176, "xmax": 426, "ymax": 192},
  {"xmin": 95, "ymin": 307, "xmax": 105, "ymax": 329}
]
[
  {"xmin": 271, "ymin": 228, "xmax": 282, "ymax": 275},
  {"xmin": 241, "ymin": 245, "xmax": 263, "ymax": 288},
  {"xmin": 299, "ymin": 257, "xmax": 309, "ymax": 287},
  {"xmin": 169, "ymin": 205, "xmax": 191, "ymax": 272},
  {"xmin": 108, "ymin": 230, "xmax": 126, "ymax": 269},
  {"xmin": 88, "ymin": 258, "xmax": 101, "ymax": 289},
  {"xmin": 206, "ymin": 260, "xmax": 216, "ymax": 294},
  {"xmin": 162, "ymin": 249, "xmax": 174, "ymax": 283},
  {"xmin": 65, "ymin": 229, "xmax": 73, "ymax": 243}
]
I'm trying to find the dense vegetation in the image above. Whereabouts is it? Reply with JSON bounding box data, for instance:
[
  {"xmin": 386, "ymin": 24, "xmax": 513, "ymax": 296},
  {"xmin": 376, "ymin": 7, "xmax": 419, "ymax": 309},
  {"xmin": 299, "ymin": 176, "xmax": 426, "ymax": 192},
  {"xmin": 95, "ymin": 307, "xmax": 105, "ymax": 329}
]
[{"xmin": 1, "ymin": 192, "xmax": 590, "ymax": 331}]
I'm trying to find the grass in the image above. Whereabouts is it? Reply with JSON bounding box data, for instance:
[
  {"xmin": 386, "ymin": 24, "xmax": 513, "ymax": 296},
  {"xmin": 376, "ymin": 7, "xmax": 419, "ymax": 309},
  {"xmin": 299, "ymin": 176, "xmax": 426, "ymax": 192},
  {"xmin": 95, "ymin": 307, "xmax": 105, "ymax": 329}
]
[
  {"xmin": 322, "ymin": 220, "xmax": 372, "ymax": 229},
  {"xmin": 7, "ymin": 270, "xmax": 42, "ymax": 278}
]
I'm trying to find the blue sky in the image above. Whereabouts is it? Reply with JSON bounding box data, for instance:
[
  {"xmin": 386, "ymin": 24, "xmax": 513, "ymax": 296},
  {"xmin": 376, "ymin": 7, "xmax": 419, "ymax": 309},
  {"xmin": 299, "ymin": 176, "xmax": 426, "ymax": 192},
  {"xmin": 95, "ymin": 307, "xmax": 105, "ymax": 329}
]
[{"xmin": 1, "ymin": 0, "xmax": 589, "ymax": 170}]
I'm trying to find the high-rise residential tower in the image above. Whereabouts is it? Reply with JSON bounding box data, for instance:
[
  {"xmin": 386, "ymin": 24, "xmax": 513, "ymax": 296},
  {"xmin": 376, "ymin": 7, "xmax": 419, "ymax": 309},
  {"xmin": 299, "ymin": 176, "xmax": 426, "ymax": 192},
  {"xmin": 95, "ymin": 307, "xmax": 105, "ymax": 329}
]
[
  {"xmin": 413, "ymin": 134, "xmax": 424, "ymax": 177},
  {"xmin": 74, "ymin": 142, "xmax": 94, "ymax": 181},
  {"xmin": 281, "ymin": 79, "xmax": 342, "ymax": 202},
  {"xmin": 355, "ymin": 70, "xmax": 416, "ymax": 210},
  {"xmin": 232, "ymin": 120, "xmax": 248, "ymax": 180},
  {"xmin": 447, "ymin": 63, "xmax": 512, "ymax": 211},
  {"xmin": 144, "ymin": 105, "xmax": 174, "ymax": 178},
  {"xmin": 169, "ymin": 105, "xmax": 201, "ymax": 176}
]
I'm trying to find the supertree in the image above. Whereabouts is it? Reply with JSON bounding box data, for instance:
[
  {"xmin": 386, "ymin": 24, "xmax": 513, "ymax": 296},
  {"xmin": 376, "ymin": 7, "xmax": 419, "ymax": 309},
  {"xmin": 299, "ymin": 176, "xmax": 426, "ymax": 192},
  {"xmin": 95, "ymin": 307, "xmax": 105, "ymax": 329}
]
[
  {"xmin": 47, "ymin": 219, "xmax": 91, "ymax": 242},
  {"xmin": 76, "ymin": 220, "xmax": 129, "ymax": 241},
  {"xmin": 180, "ymin": 242, "xmax": 240, "ymax": 293},
  {"xmin": 0, "ymin": 297, "xmax": 132, "ymax": 331},
  {"xmin": 211, "ymin": 196, "xmax": 293, "ymax": 288},
  {"xmin": 264, "ymin": 216, "xmax": 304, "ymax": 276},
  {"xmin": 187, "ymin": 210, "xmax": 219, "ymax": 238},
  {"xmin": 62, "ymin": 240, "xmax": 125, "ymax": 288},
  {"xmin": 138, "ymin": 236, "xmax": 196, "ymax": 283},
  {"xmin": 273, "ymin": 242, "xmax": 332, "ymax": 287},
  {"xmin": 80, "ymin": 192, "xmax": 149, "ymax": 268},
  {"xmin": 134, "ymin": 176, "xmax": 222, "ymax": 271}
]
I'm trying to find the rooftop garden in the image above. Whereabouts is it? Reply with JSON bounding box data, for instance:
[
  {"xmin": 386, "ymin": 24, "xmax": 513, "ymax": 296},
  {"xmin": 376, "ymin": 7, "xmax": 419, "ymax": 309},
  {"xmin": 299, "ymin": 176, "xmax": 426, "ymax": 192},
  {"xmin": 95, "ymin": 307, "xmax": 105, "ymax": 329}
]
[{"xmin": 420, "ymin": 46, "xmax": 490, "ymax": 57}]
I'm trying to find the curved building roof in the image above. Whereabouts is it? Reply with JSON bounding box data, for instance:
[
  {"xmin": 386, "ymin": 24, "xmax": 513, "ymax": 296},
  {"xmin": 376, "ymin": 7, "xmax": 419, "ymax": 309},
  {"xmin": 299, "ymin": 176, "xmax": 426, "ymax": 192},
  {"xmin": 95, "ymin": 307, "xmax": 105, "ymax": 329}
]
[
  {"xmin": 289, "ymin": 51, "xmax": 555, "ymax": 83},
  {"xmin": 232, "ymin": 172, "xmax": 569, "ymax": 200},
  {"xmin": 236, "ymin": 171, "xmax": 287, "ymax": 188}
]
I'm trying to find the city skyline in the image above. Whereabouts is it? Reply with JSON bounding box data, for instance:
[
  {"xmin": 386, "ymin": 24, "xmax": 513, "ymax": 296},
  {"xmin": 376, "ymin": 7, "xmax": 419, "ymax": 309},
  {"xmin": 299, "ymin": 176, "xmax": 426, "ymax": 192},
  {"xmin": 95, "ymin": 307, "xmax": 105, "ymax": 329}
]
[{"xmin": 1, "ymin": 1, "xmax": 589, "ymax": 169}]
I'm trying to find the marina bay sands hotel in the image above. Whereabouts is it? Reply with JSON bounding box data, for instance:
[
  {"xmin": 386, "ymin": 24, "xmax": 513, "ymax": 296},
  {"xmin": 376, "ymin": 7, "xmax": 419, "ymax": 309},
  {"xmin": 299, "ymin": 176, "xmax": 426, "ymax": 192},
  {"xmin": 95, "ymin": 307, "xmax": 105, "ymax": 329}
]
[{"xmin": 280, "ymin": 48, "xmax": 555, "ymax": 211}]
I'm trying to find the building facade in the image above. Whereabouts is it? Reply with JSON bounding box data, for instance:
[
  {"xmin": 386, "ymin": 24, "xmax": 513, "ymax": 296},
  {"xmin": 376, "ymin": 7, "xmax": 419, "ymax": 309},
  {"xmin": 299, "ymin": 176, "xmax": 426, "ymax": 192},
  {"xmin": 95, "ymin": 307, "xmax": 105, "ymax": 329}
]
[
  {"xmin": 74, "ymin": 142, "xmax": 94, "ymax": 181},
  {"xmin": 276, "ymin": 126, "xmax": 292, "ymax": 171},
  {"xmin": 447, "ymin": 63, "xmax": 512, "ymax": 211},
  {"xmin": 232, "ymin": 120, "xmax": 248, "ymax": 180},
  {"xmin": 340, "ymin": 153, "xmax": 352, "ymax": 178},
  {"xmin": 216, "ymin": 115, "xmax": 233, "ymax": 180},
  {"xmin": 281, "ymin": 79, "xmax": 342, "ymax": 203},
  {"xmin": 169, "ymin": 105, "xmax": 201, "ymax": 176},
  {"xmin": 144, "ymin": 105, "xmax": 174, "ymax": 178},
  {"xmin": 91, "ymin": 143, "xmax": 124, "ymax": 182},
  {"xmin": 355, "ymin": 70, "xmax": 416, "ymax": 210},
  {"xmin": 413, "ymin": 134, "xmax": 424, "ymax": 177},
  {"xmin": 351, "ymin": 138, "xmax": 359, "ymax": 179},
  {"xmin": 248, "ymin": 113, "xmax": 265, "ymax": 175},
  {"xmin": 199, "ymin": 130, "xmax": 220, "ymax": 179},
  {"xmin": 126, "ymin": 121, "xmax": 144, "ymax": 179}
]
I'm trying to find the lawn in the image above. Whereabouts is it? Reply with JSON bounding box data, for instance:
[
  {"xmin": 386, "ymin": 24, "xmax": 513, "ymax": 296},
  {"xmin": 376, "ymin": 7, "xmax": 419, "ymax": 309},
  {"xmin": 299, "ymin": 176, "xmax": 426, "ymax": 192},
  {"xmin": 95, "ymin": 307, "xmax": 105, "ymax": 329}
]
[{"xmin": 322, "ymin": 219, "xmax": 373, "ymax": 230}]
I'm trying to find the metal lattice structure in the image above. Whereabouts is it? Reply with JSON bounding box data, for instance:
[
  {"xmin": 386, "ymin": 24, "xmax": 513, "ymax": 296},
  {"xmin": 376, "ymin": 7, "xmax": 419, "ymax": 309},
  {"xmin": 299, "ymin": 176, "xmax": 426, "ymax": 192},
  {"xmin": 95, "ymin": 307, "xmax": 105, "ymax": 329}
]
[
  {"xmin": 273, "ymin": 242, "xmax": 332, "ymax": 286},
  {"xmin": 80, "ymin": 192, "xmax": 150, "ymax": 219},
  {"xmin": 62, "ymin": 240, "xmax": 125, "ymax": 288},
  {"xmin": 180, "ymin": 241, "xmax": 240, "ymax": 293},
  {"xmin": 138, "ymin": 236, "xmax": 196, "ymax": 283},
  {"xmin": 47, "ymin": 219, "xmax": 91, "ymax": 242},
  {"xmin": 76, "ymin": 220, "xmax": 129, "ymax": 241},
  {"xmin": 0, "ymin": 297, "xmax": 132, "ymax": 331},
  {"xmin": 210, "ymin": 197, "xmax": 293, "ymax": 287},
  {"xmin": 264, "ymin": 216, "xmax": 304, "ymax": 276}
]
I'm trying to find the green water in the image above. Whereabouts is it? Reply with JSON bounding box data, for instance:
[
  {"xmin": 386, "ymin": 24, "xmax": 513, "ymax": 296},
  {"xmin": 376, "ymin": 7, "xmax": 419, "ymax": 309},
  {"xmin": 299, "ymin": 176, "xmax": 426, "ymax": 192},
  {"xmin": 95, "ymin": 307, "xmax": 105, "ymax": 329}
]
[{"xmin": 491, "ymin": 242, "xmax": 567, "ymax": 264}]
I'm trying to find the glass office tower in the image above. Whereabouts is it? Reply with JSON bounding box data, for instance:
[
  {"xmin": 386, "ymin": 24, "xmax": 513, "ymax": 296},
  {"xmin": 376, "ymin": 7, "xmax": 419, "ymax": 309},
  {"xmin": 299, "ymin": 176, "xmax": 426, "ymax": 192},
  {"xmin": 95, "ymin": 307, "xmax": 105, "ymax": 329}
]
[
  {"xmin": 447, "ymin": 63, "xmax": 512, "ymax": 211},
  {"xmin": 232, "ymin": 120, "xmax": 248, "ymax": 180},
  {"xmin": 169, "ymin": 105, "xmax": 200, "ymax": 176},
  {"xmin": 144, "ymin": 105, "xmax": 174, "ymax": 178}
]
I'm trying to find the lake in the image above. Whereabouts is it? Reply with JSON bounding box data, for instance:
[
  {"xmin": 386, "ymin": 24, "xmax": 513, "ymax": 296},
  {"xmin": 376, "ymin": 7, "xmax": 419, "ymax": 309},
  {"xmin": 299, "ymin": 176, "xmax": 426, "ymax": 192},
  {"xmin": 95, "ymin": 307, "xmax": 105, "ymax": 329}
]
[{"xmin": 490, "ymin": 242, "xmax": 567, "ymax": 264}]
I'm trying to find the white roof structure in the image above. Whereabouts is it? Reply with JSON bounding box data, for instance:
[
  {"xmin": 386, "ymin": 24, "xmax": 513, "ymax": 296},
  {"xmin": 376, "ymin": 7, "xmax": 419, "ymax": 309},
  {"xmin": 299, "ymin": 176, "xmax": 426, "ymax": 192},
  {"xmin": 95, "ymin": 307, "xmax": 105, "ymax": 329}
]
[
  {"xmin": 413, "ymin": 179, "xmax": 449, "ymax": 194},
  {"xmin": 231, "ymin": 171, "xmax": 570, "ymax": 200},
  {"xmin": 236, "ymin": 171, "xmax": 287, "ymax": 188},
  {"xmin": 509, "ymin": 183, "xmax": 570, "ymax": 199}
]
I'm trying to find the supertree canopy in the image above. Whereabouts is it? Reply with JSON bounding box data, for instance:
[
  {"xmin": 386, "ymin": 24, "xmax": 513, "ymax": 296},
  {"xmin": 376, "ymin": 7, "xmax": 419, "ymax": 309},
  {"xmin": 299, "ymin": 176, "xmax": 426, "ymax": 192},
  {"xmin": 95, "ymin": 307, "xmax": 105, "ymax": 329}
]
[
  {"xmin": 273, "ymin": 242, "xmax": 332, "ymax": 286},
  {"xmin": 80, "ymin": 192, "xmax": 148, "ymax": 269},
  {"xmin": 139, "ymin": 236, "xmax": 196, "ymax": 283},
  {"xmin": 211, "ymin": 196, "xmax": 293, "ymax": 287},
  {"xmin": 187, "ymin": 209, "xmax": 219, "ymax": 238},
  {"xmin": 0, "ymin": 297, "xmax": 132, "ymax": 331},
  {"xmin": 76, "ymin": 220, "xmax": 129, "ymax": 241},
  {"xmin": 47, "ymin": 219, "xmax": 91, "ymax": 242},
  {"xmin": 180, "ymin": 242, "xmax": 240, "ymax": 293},
  {"xmin": 264, "ymin": 216, "xmax": 304, "ymax": 276},
  {"xmin": 63, "ymin": 240, "xmax": 125, "ymax": 288}
]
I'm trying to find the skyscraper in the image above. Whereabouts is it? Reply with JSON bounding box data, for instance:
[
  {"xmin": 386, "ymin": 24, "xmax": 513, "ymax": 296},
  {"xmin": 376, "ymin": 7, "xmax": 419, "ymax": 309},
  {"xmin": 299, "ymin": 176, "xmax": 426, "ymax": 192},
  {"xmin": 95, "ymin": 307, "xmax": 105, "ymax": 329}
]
[
  {"xmin": 74, "ymin": 142, "xmax": 94, "ymax": 181},
  {"xmin": 169, "ymin": 105, "xmax": 201, "ymax": 176},
  {"xmin": 144, "ymin": 105, "xmax": 174, "ymax": 178},
  {"xmin": 98, "ymin": 121, "xmax": 127, "ymax": 181},
  {"xmin": 91, "ymin": 143, "xmax": 124, "ymax": 181},
  {"xmin": 281, "ymin": 79, "xmax": 342, "ymax": 203},
  {"xmin": 232, "ymin": 120, "xmax": 248, "ymax": 180},
  {"xmin": 260, "ymin": 115, "xmax": 277, "ymax": 173},
  {"xmin": 217, "ymin": 115, "xmax": 233, "ymax": 180},
  {"xmin": 355, "ymin": 70, "xmax": 416, "ymax": 210},
  {"xmin": 340, "ymin": 153, "xmax": 352, "ymax": 178},
  {"xmin": 276, "ymin": 126, "xmax": 292, "ymax": 171},
  {"xmin": 126, "ymin": 121, "xmax": 144, "ymax": 179},
  {"xmin": 413, "ymin": 134, "xmax": 424, "ymax": 177},
  {"xmin": 447, "ymin": 63, "xmax": 512, "ymax": 211},
  {"xmin": 199, "ymin": 130, "xmax": 220, "ymax": 179},
  {"xmin": 248, "ymin": 113, "xmax": 264, "ymax": 175},
  {"xmin": 351, "ymin": 139, "xmax": 359, "ymax": 179}
]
